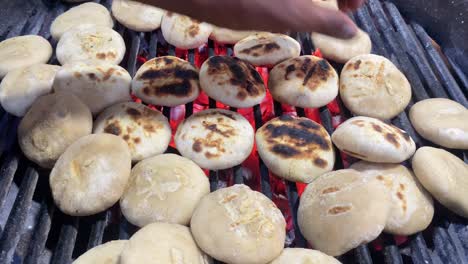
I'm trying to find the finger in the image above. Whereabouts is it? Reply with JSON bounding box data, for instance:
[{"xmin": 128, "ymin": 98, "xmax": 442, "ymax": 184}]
[{"xmin": 288, "ymin": 0, "xmax": 358, "ymax": 38}]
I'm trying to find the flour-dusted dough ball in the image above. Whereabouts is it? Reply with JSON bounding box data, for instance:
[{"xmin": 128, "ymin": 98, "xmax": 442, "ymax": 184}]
[
  {"xmin": 298, "ymin": 169, "xmax": 391, "ymax": 256},
  {"xmin": 200, "ymin": 56, "xmax": 266, "ymax": 108},
  {"xmin": 340, "ymin": 54, "xmax": 411, "ymax": 120},
  {"xmin": 210, "ymin": 26, "xmax": 258, "ymax": 44},
  {"xmin": 409, "ymin": 98, "xmax": 468, "ymax": 149},
  {"xmin": 73, "ymin": 240, "xmax": 127, "ymax": 264},
  {"xmin": 120, "ymin": 222, "xmax": 212, "ymax": 264},
  {"xmin": 111, "ymin": 0, "xmax": 164, "ymax": 32},
  {"xmin": 351, "ymin": 161, "xmax": 434, "ymax": 235},
  {"xmin": 18, "ymin": 92, "xmax": 92, "ymax": 168},
  {"xmin": 269, "ymin": 248, "xmax": 341, "ymax": 264},
  {"xmin": 56, "ymin": 24, "xmax": 126, "ymax": 65},
  {"xmin": 234, "ymin": 33, "xmax": 301, "ymax": 67},
  {"xmin": 120, "ymin": 154, "xmax": 210, "ymax": 227},
  {"xmin": 175, "ymin": 109, "xmax": 254, "ymax": 170},
  {"xmin": 269, "ymin": 55, "xmax": 338, "ymax": 108},
  {"xmin": 53, "ymin": 60, "xmax": 131, "ymax": 115},
  {"xmin": 191, "ymin": 184, "xmax": 286, "ymax": 264},
  {"xmin": 50, "ymin": 134, "xmax": 131, "ymax": 216},
  {"xmin": 332, "ymin": 116, "xmax": 416, "ymax": 163},
  {"xmin": 93, "ymin": 102, "xmax": 171, "ymax": 162},
  {"xmin": 50, "ymin": 2, "xmax": 114, "ymax": 40},
  {"xmin": 0, "ymin": 64, "xmax": 60, "ymax": 116},
  {"xmin": 161, "ymin": 12, "xmax": 212, "ymax": 49},
  {"xmin": 412, "ymin": 147, "xmax": 468, "ymax": 218},
  {"xmin": 132, "ymin": 56, "xmax": 200, "ymax": 106},
  {"xmin": 256, "ymin": 115, "xmax": 334, "ymax": 183},
  {"xmin": 0, "ymin": 35, "xmax": 52, "ymax": 78},
  {"xmin": 311, "ymin": 29, "xmax": 372, "ymax": 63}
]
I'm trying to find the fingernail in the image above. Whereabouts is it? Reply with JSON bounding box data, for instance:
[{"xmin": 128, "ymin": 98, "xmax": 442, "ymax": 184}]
[{"xmin": 341, "ymin": 23, "xmax": 357, "ymax": 39}]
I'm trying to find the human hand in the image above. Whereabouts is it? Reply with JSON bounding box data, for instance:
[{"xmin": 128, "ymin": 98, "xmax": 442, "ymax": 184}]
[{"xmin": 137, "ymin": 0, "xmax": 365, "ymax": 39}]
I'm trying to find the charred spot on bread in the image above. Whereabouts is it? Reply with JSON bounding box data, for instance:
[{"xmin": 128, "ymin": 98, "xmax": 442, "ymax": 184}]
[
  {"xmin": 202, "ymin": 122, "xmax": 236, "ymax": 138},
  {"xmin": 192, "ymin": 140, "xmax": 202, "ymax": 152},
  {"xmin": 87, "ymin": 73, "xmax": 98, "ymax": 81},
  {"xmin": 278, "ymin": 114, "xmax": 293, "ymax": 121},
  {"xmin": 385, "ymin": 133, "xmax": 400, "ymax": 148},
  {"xmin": 271, "ymin": 144, "xmax": 300, "ymax": 157},
  {"xmin": 187, "ymin": 24, "xmax": 200, "ymax": 37},
  {"xmin": 239, "ymin": 42, "xmax": 281, "ymax": 55},
  {"xmin": 314, "ymin": 158, "xmax": 328, "ymax": 168},
  {"xmin": 206, "ymin": 56, "xmax": 264, "ymax": 100},
  {"xmin": 284, "ymin": 64, "xmax": 296, "ymax": 80},
  {"xmin": 372, "ymin": 123, "xmax": 383, "ymax": 132},
  {"xmin": 126, "ymin": 108, "xmax": 142, "ymax": 118},
  {"xmin": 322, "ymin": 186, "xmax": 340, "ymax": 194},
  {"xmin": 328, "ymin": 205, "xmax": 352, "ymax": 215},
  {"xmin": 266, "ymin": 124, "xmax": 330, "ymax": 150},
  {"xmin": 104, "ymin": 122, "xmax": 121, "ymax": 135},
  {"xmin": 351, "ymin": 120, "xmax": 366, "ymax": 127},
  {"xmin": 96, "ymin": 51, "xmax": 116, "ymax": 60}
]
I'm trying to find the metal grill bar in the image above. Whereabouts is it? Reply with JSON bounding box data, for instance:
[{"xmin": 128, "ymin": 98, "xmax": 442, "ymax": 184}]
[{"xmin": 0, "ymin": 1, "xmax": 466, "ymax": 263}]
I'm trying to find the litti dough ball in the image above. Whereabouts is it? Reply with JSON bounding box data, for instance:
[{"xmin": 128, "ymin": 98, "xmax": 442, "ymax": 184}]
[
  {"xmin": 0, "ymin": 64, "xmax": 60, "ymax": 116},
  {"xmin": 340, "ymin": 54, "xmax": 411, "ymax": 120},
  {"xmin": 18, "ymin": 92, "xmax": 92, "ymax": 168},
  {"xmin": 120, "ymin": 222, "xmax": 212, "ymax": 264},
  {"xmin": 53, "ymin": 60, "xmax": 131, "ymax": 115},
  {"xmin": 0, "ymin": 35, "xmax": 52, "ymax": 78},
  {"xmin": 175, "ymin": 109, "xmax": 254, "ymax": 170},
  {"xmin": 268, "ymin": 55, "xmax": 338, "ymax": 108},
  {"xmin": 120, "ymin": 154, "xmax": 210, "ymax": 227},
  {"xmin": 132, "ymin": 56, "xmax": 200, "ymax": 107},
  {"xmin": 200, "ymin": 56, "xmax": 266, "ymax": 108},
  {"xmin": 256, "ymin": 115, "xmax": 334, "ymax": 183},
  {"xmin": 161, "ymin": 12, "xmax": 213, "ymax": 49},
  {"xmin": 50, "ymin": 2, "xmax": 114, "ymax": 40},
  {"xmin": 234, "ymin": 33, "xmax": 301, "ymax": 67},
  {"xmin": 111, "ymin": 0, "xmax": 164, "ymax": 32},
  {"xmin": 210, "ymin": 26, "xmax": 258, "ymax": 44},
  {"xmin": 298, "ymin": 169, "xmax": 391, "ymax": 256},
  {"xmin": 73, "ymin": 240, "xmax": 127, "ymax": 264},
  {"xmin": 332, "ymin": 116, "xmax": 416, "ymax": 163},
  {"xmin": 93, "ymin": 102, "xmax": 171, "ymax": 162},
  {"xmin": 50, "ymin": 134, "xmax": 131, "ymax": 216},
  {"xmin": 351, "ymin": 161, "xmax": 434, "ymax": 235},
  {"xmin": 56, "ymin": 24, "xmax": 126, "ymax": 65},
  {"xmin": 191, "ymin": 184, "xmax": 286, "ymax": 264},
  {"xmin": 269, "ymin": 248, "xmax": 341, "ymax": 264},
  {"xmin": 412, "ymin": 147, "xmax": 468, "ymax": 218},
  {"xmin": 409, "ymin": 98, "xmax": 468, "ymax": 149},
  {"xmin": 311, "ymin": 29, "xmax": 372, "ymax": 63},
  {"xmin": 311, "ymin": 0, "xmax": 339, "ymax": 9}
]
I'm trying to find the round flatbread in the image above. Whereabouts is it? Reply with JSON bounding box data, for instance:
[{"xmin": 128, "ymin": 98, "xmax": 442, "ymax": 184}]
[
  {"xmin": 409, "ymin": 98, "xmax": 468, "ymax": 149},
  {"xmin": 174, "ymin": 109, "xmax": 254, "ymax": 170},
  {"xmin": 93, "ymin": 102, "xmax": 171, "ymax": 162},
  {"xmin": 298, "ymin": 169, "xmax": 391, "ymax": 256},
  {"xmin": 311, "ymin": 0, "xmax": 339, "ymax": 9},
  {"xmin": 161, "ymin": 12, "xmax": 212, "ymax": 49},
  {"xmin": 56, "ymin": 24, "xmax": 126, "ymax": 65},
  {"xmin": 412, "ymin": 147, "xmax": 468, "ymax": 218},
  {"xmin": 351, "ymin": 161, "xmax": 434, "ymax": 235},
  {"xmin": 311, "ymin": 29, "xmax": 372, "ymax": 63},
  {"xmin": 0, "ymin": 35, "xmax": 52, "ymax": 78},
  {"xmin": 268, "ymin": 55, "xmax": 338, "ymax": 108},
  {"xmin": 50, "ymin": 2, "xmax": 114, "ymax": 40},
  {"xmin": 50, "ymin": 134, "xmax": 131, "ymax": 216},
  {"xmin": 340, "ymin": 54, "xmax": 411, "ymax": 120},
  {"xmin": 53, "ymin": 60, "xmax": 131, "ymax": 115},
  {"xmin": 191, "ymin": 184, "xmax": 285, "ymax": 264},
  {"xmin": 199, "ymin": 56, "xmax": 266, "ymax": 108},
  {"xmin": 73, "ymin": 240, "xmax": 127, "ymax": 264},
  {"xmin": 332, "ymin": 116, "xmax": 416, "ymax": 163},
  {"xmin": 111, "ymin": 0, "xmax": 164, "ymax": 32},
  {"xmin": 120, "ymin": 154, "xmax": 210, "ymax": 227},
  {"xmin": 132, "ymin": 56, "xmax": 200, "ymax": 106},
  {"xmin": 269, "ymin": 248, "xmax": 341, "ymax": 264},
  {"xmin": 0, "ymin": 64, "xmax": 60, "ymax": 116},
  {"xmin": 256, "ymin": 115, "xmax": 334, "ymax": 183},
  {"xmin": 234, "ymin": 33, "xmax": 301, "ymax": 67},
  {"xmin": 209, "ymin": 26, "xmax": 258, "ymax": 44},
  {"xmin": 18, "ymin": 92, "xmax": 92, "ymax": 168},
  {"xmin": 120, "ymin": 222, "xmax": 212, "ymax": 264}
]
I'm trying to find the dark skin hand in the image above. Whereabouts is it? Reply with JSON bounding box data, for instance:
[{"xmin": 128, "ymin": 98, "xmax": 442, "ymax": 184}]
[{"xmin": 136, "ymin": 0, "xmax": 365, "ymax": 39}]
